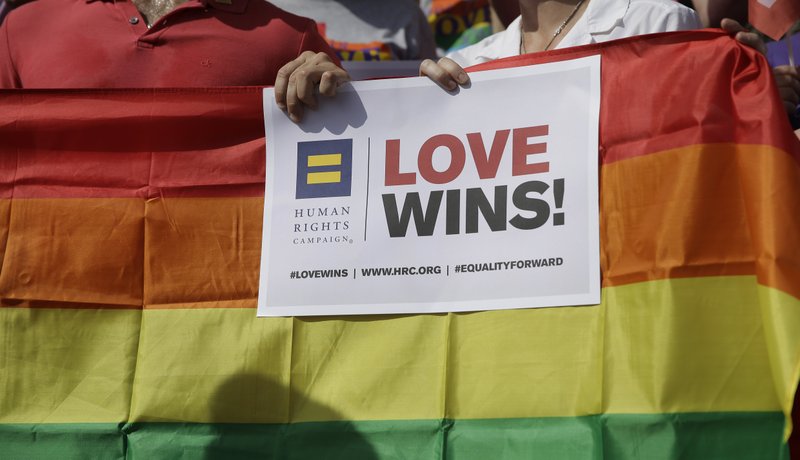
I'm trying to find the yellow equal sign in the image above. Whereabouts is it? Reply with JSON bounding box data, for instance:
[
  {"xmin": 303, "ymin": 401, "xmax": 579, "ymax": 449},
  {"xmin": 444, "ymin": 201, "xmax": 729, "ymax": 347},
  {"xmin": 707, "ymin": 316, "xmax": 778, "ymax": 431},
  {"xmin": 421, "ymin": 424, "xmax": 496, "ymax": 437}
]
[
  {"xmin": 307, "ymin": 171, "xmax": 341, "ymax": 184},
  {"xmin": 307, "ymin": 153, "xmax": 342, "ymax": 184},
  {"xmin": 308, "ymin": 153, "xmax": 341, "ymax": 167}
]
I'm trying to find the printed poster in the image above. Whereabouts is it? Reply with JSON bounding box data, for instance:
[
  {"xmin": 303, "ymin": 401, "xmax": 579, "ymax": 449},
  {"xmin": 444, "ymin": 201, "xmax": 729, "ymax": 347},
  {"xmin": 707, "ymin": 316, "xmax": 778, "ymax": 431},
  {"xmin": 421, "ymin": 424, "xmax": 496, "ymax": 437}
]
[{"xmin": 259, "ymin": 56, "xmax": 601, "ymax": 316}]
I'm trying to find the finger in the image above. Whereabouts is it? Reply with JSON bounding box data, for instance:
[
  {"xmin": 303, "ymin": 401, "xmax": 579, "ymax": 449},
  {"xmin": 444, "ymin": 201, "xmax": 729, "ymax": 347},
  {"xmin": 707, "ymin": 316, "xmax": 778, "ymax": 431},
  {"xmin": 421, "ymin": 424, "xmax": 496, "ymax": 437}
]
[
  {"xmin": 774, "ymin": 68, "xmax": 800, "ymax": 93},
  {"xmin": 780, "ymin": 64, "xmax": 799, "ymax": 75},
  {"xmin": 779, "ymin": 87, "xmax": 800, "ymax": 106},
  {"xmin": 319, "ymin": 68, "xmax": 351, "ymax": 97},
  {"xmin": 784, "ymin": 100, "xmax": 797, "ymax": 116},
  {"xmin": 437, "ymin": 57, "xmax": 470, "ymax": 86},
  {"xmin": 285, "ymin": 73, "xmax": 303, "ymax": 123},
  {"xmin": 294, "ymin": 67, "xmax": 319, "ymax": 110},
  {"xmin": 420, "ymin": 58, "xmax": 458, "ymax": 90},
  {"xmin": 734, "ymin": 31, "xmax": 767, "ymax": 55},
  {"xmin": 773, "ymin": 65, "xmax": 797, "ymax": 74},
  {"xmin": 774, "ymin": 65, "xmax": 800, "ymax": 79},
  {"xmin": 778, "ymin": 76, "xmax": 800, "ymax": 95},
  {"xmin": 274, "ymin": 57, "xmax": 306, "ymax": 110},
  {"xmin": 299, "ymin": 53, "xmax": 349, "ymax": 97},
  {"xmin": 720, "ymin": 18, "xmax": 746, "ymax": 33},
  {"xmin": 791, "ymin": 77, "xmax": 800, "ymax": 94},
  {"xmin": 311, "ymin": 51, "xmax": 333, "ymax": 65}
]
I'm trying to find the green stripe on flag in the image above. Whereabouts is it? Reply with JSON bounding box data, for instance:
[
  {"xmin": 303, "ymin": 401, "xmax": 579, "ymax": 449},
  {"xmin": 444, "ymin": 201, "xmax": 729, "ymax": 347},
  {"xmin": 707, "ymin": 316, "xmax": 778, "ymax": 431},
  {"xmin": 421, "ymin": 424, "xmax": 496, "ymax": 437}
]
[
  {"xmin": 0, "ymin": 423, "xmax": 125, "ymax": 460},
  {"xmin": 0, "ymin": 412, "xmax": 788, "ymax": 460}
]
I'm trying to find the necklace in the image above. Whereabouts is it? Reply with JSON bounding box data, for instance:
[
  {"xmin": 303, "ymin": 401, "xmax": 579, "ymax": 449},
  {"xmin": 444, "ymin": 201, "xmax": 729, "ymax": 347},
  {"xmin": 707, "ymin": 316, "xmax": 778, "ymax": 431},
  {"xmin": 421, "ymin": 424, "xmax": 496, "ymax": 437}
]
[{"xmin": 520, "ymin": 0, "xmax": 587, "ymax": 54}]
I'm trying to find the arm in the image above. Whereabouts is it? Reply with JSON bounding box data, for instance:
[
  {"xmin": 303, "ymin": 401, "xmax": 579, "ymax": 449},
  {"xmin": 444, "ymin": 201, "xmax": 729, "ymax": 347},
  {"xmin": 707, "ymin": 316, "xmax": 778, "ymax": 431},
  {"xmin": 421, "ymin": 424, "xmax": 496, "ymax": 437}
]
[{"xmin": 274, "ymin": 20, "xmax": 350, "ymax": 123}]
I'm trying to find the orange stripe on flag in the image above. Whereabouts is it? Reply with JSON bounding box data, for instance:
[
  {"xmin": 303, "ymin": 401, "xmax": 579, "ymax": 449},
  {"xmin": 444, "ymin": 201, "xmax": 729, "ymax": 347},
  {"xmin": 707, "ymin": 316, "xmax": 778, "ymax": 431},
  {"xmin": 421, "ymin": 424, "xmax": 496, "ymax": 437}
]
[{"xmin": 602, "ymin": 143, "xmax": 800, "ymax": 300}]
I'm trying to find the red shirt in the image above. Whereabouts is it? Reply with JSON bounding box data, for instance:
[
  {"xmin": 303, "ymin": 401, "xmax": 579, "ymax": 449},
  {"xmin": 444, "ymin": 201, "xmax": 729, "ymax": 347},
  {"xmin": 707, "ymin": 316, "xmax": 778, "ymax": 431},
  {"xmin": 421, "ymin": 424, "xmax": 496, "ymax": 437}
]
[{"xmin": 0, "ymin": 0, "xmax": 338, "ymax": 88}]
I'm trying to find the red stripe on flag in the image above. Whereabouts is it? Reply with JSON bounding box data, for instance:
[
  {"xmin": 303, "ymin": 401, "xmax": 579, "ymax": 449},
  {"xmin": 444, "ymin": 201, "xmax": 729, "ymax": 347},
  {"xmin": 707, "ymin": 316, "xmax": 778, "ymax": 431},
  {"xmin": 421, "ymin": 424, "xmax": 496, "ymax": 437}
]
[
  {"xmin": 0, "ymin": 89, "xmax": 266, "ymax": 199},
  {"xmin": 0, "ymin": 31, "xmax": 797, "ymax": 201},
  {"xmin": 471, "ymin": 30, "xmax": 800, "ymax": 164}
]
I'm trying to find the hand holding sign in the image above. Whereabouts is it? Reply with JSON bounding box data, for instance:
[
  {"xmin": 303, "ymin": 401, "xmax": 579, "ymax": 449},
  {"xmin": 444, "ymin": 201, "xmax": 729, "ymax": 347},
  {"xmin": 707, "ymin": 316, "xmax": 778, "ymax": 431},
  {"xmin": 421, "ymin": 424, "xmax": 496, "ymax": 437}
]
[
  {"xmin": 419, "ymin": 57, "xmax": 471, "ymax": 91},
  {"xmin": 275, "ymin": 51, "xmax": 352, "ymax": 123}
]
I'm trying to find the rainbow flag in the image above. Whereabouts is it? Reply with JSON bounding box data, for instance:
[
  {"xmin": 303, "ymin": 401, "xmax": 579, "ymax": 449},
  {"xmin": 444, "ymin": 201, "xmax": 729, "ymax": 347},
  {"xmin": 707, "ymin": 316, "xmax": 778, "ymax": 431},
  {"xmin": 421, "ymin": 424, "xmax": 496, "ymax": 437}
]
[{"xmin": 1, "ymin": 30, "xmax": 799, "ymax": 459}]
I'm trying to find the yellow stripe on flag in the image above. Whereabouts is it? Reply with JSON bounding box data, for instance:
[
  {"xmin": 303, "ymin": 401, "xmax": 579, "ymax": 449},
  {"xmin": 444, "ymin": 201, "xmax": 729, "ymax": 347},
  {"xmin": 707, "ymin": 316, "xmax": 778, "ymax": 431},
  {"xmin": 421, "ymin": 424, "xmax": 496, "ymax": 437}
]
[
  {"xmin": 2, "ymin": 278, "xmax": 791, "ymax": 424},
  {"xmin": 0, "ymin": 308, "xmax": 141, "ymax": 423},
  {"xmin": 127, "ymin": 277, "xmax": 783, "ymax": 423},
  {"xmin": 307, "ymin": 153, "xmax": 341, "ymax": 167},
  {"xmin": 306, "ymin": 171, "xmax": 341, "ymax": 184},
  {"xmin": 600, "ymin": 277, "xmax": 780, "ymax": 415},
  {"xmin": 129, "ymin": 311, "xmax": 446, "ymax": 423},
  {"xmin": 129, "ymin": 308, "xmax": 294, "ymax": 424}
]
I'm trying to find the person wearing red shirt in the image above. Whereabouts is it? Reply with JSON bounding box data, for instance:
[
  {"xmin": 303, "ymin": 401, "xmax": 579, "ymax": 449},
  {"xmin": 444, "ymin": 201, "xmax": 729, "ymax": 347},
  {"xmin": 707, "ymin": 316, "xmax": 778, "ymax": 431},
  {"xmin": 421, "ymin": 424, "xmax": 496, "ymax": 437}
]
[{"xmin": 0, "ymin": 0, "xmax": 348, "ymax": 121}]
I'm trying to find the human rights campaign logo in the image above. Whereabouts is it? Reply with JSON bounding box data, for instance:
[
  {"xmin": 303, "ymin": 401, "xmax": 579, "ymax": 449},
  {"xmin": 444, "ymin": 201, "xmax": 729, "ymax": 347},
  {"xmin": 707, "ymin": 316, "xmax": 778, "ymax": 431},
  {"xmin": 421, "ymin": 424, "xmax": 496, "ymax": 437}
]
[{"xmin": 296, "ymin": 139, "xmax": 353, "ymax": 199}]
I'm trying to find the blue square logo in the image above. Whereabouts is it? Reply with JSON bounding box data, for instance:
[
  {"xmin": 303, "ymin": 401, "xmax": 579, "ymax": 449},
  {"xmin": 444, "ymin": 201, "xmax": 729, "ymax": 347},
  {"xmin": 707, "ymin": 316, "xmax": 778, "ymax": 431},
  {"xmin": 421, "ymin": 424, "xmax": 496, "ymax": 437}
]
[{"xmin": 296, "ymin": 139, "xmax": 353, "ymax": 199}]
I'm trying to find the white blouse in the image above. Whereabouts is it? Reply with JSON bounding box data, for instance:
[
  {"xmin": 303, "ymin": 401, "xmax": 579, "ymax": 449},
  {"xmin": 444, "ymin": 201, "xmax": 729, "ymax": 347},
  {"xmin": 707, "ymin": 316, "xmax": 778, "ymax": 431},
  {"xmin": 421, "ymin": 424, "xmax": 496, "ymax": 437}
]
[{"xmin": 447, "ymin": 0, "xmax": 702, "ymax": 66}]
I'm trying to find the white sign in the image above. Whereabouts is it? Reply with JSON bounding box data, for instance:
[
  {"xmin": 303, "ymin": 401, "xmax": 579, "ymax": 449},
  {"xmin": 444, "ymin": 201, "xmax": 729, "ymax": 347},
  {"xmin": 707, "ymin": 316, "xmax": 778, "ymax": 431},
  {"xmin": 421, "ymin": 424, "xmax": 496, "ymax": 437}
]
[{"xmin": 259, "ymin": 56, "xmax": 601, "ymax": 317}]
